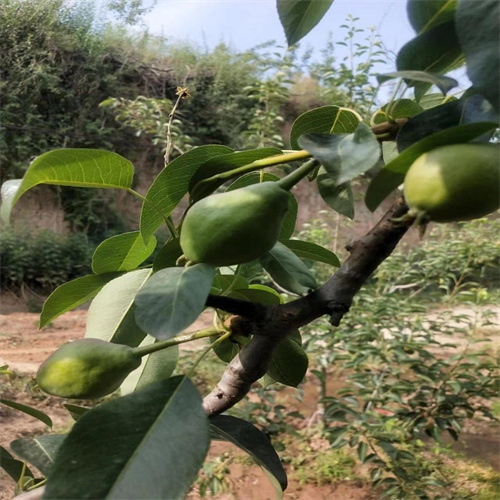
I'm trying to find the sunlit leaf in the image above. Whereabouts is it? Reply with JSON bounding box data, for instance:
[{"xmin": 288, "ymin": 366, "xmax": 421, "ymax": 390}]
[
  {"xmin": 92, "ymin": 231, "xmax": 156, "ymax": 274},
  {"xmin": 40, "ymin": 272, "xmax": 123, "ymax": 328},
  {"xmin": 140, "ymin": 145, "xmax": 232, "ymax": 243},
  {"xmin": 85, "ymin": 269, "xmax": 151, "ymax": 346},
  {"xmin": 189, "ymin": 148, "xmax": 282, "ymax": 202},
  {"xmin": 289, "ymin": 105, "xmax": 361, "ymax": 150},
  {"xmin": 1, "ymin": 149, "xmax": 134, "ymax": 223}
]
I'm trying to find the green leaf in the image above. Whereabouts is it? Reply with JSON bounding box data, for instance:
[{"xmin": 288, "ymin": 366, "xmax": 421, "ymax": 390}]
[
  {"xmin": 282, "ymin": 239, "xmax": 340, "ymax": 267},
  {"xmin": 377, "ymin": 72, "xmax": 457, "ymax": 96},
  {"xmin": 329, "ymin": 426, "xmax": 348, "ymax": 446},
  {"xmin": 189, "ymin": 148, "xmax": 282, "ymax": 202},
  {"xmin": 298, "ymin": 123, "xmax": 380, "ymax": 186},
  {"xmin": 365, "ymin": 121, "xmax": 498, "ymax": 211},
  {"xmin": 419, "ymin": 93, "xmax": 457, "ymax": 109},
  {"xmin": 0, "ymin": 399, "xmax": 52, "ymax": 427},
  {"xmin": 396, "ymin": 98, "xmax": 464, "ymax": 151},
  {"xmin": 43, "ymin": 377, "xmax": 209, "ymax": 500},
  {"xmin": 357, "ymin": 442, "xmax": 368, "ymax": 462},
  {"xmin": 210, "ymin": 334, "xmax": 240, "ymax": 364},
  {"xmin": 289, "ymin": 105, "xmax": 361, "ymax": 150},
  {"xmin": 120, "ymin": 336, "xmax": 179, "ymax": 395},
  {"xmin": 249, "ymin": 284, "xmax": 283, "ymax": 300},
  {"xmin": 63, "ymin": 404, "xmax": 89, "ymax": 421},
  {"xmin": 85, "ymin": 269, "xmax": 151, "ymax": 346},
  {"xmin": 0, "ymin": 446, "xmax": 34, "ymax": 482},
  {"xmin": 1, "ymin": 149, "xmax": 134, "ymax": 223},
  {"xmin": 267, "ymin": 338, "xmax": 308, "ymax": 387},
  {"xmin": 237, "ymin": 261, "xmax": 264, "ymax": 281},
  {"xmin": 371, "ymin": 98, "xmax": 424, "ymax": 125},
  {"xmin": 91, "ymin": 232, "xmax": 156, "ymax": 274},
  {"xmin": 238, "ymin": 284, "xmax": 283, "ymax": 304},
  {"xmin": 134, "ymin": 264, "xmax": 216, "ymax": 340},
  {"xmin": 456, "ymin": 0, "xmax": 500, "ymax": 113},
  {"xmin": 228, "ymin": 286, "xmax": 282, "ymax": 306},
  {"xmin": 212, "ymin": 274, "xmax": 249, "ymax": 295},
  {"xmin": 396, "ymin": 94, "xmax": 496, "ymax": 152},
  {"xmin": 396, "ymin": 20, "xmax": 463, "ymax": 100},
  {"xmin": 382, "ymin": 142, "xmax": 399, "ymax": 164},
  {"xmin": 10, "ymin": 434, "xmax": 66, "ymax": 476},
  {"xmin": 152, "ymin": 238, "xmax": 183, "ymax": 273},
  {"xmin": 260, "ymin": 242, "xmax": 317, "ymax": 295},
  {"xmin": 140, "ymin": 145, "xmax": 232, "ymax": 243},
  {"xmin": 210, "ymin": 415, "xmax": 287, "ymax": 494},
  {"xmin": 277, "ymin": 0, "xmax": 334, "ymax": 46},
  {"xmin": 407, "ymin": 0, "xmax": 457, "ymax": 33},
  {"xmin": 225, "ymin": 172, "xmax": 298, "ymax": 240},
  {"xmin": 317, "ymin": 169, "xmax": 354, "ymax": 219},
  {"xmin": 40, "ymin": 273, "xmax": 123, "ymax": 328}
]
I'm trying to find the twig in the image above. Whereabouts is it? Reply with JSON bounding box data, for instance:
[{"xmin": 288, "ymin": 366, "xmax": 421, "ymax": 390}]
[{"xmin": 164, "ymin": 86, "xmax": 190, "ymax": 167}]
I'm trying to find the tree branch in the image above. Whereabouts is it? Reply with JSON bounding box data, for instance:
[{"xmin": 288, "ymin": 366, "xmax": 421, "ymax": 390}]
[{"xmin": 203, "ymin": 196, "xmax": 414, "ymax": 417}]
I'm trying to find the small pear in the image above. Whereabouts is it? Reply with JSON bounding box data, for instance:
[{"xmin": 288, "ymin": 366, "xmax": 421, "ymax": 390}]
[
  {"xmin": 180, "ymin": 182, "xmax": 290, "ymax": 266},
  {"xmin": 404, "ymin": 144, "xmax": 499, "ymax": 222},
  {"xmin": 36, "ymin": 339, "xmax": 141, "ymax": 399}
]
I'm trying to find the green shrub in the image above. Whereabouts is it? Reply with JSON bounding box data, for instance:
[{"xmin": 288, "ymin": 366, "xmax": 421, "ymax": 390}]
[
  {"xmin": 375, "ymin": 218, "xmax": 500, "ymax": 298},
  {"xmin": 0, "ymin": 228, "xmax": 94, "ymax": 292}
]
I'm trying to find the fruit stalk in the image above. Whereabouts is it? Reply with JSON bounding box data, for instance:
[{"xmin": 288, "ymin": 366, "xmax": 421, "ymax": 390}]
[
  {"xmin": 132, "ymin": 327, "xmax": 226, "ymax": 357},
  {"xmin": 192, "ymin": 149, "xmax": 313, "ymax": 193},
  {"xmin": 277, "ymin": 159, "xmax": 320, "ymax": 191}
]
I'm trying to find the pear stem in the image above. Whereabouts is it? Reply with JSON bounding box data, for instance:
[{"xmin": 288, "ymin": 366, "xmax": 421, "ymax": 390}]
[
  {"xmin": 191, "ymin": 150, "xmax": 312, "ymax": 196},
  {"xmin": 277, "ymin": 159, "xmax": 320, "ymax": 191},
  {"xmin": 132, "ymin": 327, "xmax": 225, "ymax": 358}
]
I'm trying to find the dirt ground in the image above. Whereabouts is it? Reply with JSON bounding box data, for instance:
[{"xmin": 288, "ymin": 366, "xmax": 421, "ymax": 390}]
[
  {"xmin": 0, "ymin": 307, "xmax": 376, "ymax": 500},
  {"xmin": 1, "ymin": 303, "xmax": 498, "ymax": 500}
]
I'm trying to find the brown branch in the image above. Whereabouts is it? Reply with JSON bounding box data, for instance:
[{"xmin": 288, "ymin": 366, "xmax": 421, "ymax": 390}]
[{"xmin": 203, "ymin": 197, "xmax": 414, "ymax": 417}]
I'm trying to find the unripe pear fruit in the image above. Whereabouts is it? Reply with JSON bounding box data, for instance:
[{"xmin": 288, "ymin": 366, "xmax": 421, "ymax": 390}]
[
  {"xmin": 180, "ymin": 182, "xmax": 290, "ymax": 266},
  {"xmin": 36, "ymin": 339, "xmax": 141, "ymax": 399},
  {"xmin": 404, "ymin": 144, "xmax": 499, "ymax": 222}
]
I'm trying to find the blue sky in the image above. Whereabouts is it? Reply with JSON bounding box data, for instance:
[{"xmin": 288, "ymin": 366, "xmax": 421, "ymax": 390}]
[{"xmin": 141, "ymin": 0, "xmax": 415, "ymax": 66}]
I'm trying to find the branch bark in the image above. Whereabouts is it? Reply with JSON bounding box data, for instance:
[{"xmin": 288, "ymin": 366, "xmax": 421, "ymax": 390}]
[{"xmin": 203, "ymin": 196, "xmax": 414, "ymax": 416}]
